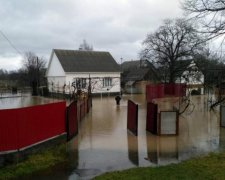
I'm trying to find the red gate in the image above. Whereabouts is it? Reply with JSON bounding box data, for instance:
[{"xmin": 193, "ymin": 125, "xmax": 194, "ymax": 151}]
[
  {"xmin": 146, "ymin": 102, "xmax": 158, "ymax": 134},
  {"xmin": 127, "ymin": 100, "xmax": 138, "ymax": 136},
  {"xmin": 66, "ymin": 101, "xmax": 78, "ymax": 141}
]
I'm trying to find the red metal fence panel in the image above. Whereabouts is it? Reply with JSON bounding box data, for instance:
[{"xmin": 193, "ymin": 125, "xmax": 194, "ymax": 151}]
[
  {"xmin": 0, "ymin": 102, "xmax": 66, "ymax": 152},
  {"xmin": 127, "ymin": 100, "xmax": 138, "ymax": 136},
  {"xmin": 146, "ymin": 102, "xmax": 158, "ymax": 134},
  {"xmin": 67, "ymin": 101, "xmax": 78, "ymax": 141},
  {"xmin": 175, "ymin": 84, "xmax": 186, "ymax": 97},
  {"xmin": 146, "ymin": 83, "xmax": 187, "ymax": 102},
  {"xmin": 18, "ymin": 102, "xmax": 66, "ymax": 149},
  {"xmin": 0, "ymin": 109, "xmax": 19, "ymax": 151},
  {"xmin": 157, "ymin": 84, "xmax": 165, "ymax": 98},
  {"xmin": 164, "ymin": 83, "xmax": 174, "ymax": 95},
  {"xmin": 146, "ymin": 84, "xmax": 158, "ymax": 102}
]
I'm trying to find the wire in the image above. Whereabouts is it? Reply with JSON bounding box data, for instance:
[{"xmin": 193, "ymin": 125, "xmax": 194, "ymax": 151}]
[{"xmin": 0, "ymin": 29, "xmax": 23, "ymax": 57}]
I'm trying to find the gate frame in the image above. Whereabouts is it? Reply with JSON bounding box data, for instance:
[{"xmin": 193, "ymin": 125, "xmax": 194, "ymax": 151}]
[{"xmin": 158, "ymin": 111, "xmax": 179, "ymax": 136}]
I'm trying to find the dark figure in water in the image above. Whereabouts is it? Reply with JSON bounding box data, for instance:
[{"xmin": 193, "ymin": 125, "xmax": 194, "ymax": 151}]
[{"xmin": 115, "ymin": 95, "xmax": 121, "ymax": 105}]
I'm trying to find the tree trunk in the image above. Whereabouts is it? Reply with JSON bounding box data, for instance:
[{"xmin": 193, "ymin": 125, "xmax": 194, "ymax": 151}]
[{"xmin": 32, "ymin": 81, "xmax": 38, "ymax": 96}]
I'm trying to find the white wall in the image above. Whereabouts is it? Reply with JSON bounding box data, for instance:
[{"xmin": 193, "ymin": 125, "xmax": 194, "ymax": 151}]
[
  {"xmin": 65, "ymin": 72, "xmax": 121, "ymax": 94},
  {"xmin": 46, "ymin": 53, "xmax": 65, "ymax": 77},
  {"xmin": 46, "ymin": 52, "xmax": 66, "ymax": 92},
  {"xmin": 47, "ymin": 76, "xmax": 66, "ymax": 93}
]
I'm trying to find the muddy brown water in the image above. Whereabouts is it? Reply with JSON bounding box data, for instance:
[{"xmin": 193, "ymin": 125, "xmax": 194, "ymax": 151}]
[{"xmin": 5, "ymin": 95, "xmax": 225, "ymax": 180}]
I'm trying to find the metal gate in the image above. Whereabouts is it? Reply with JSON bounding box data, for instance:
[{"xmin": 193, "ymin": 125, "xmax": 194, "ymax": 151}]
[
  {"xmin": 127, "ymin": 100, "xmax": 138, "ymax": 136},
  {"xmin": 66, "ymin": 101, "xmax": 78, "ymax": 141},
  {"xmin": 146, "ymin": 102, "xmax": 158, "ymax": 134}
]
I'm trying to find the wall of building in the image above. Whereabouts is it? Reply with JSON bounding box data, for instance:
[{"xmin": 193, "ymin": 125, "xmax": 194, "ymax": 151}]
[
  {"xmin": 47, "ymin": 53, "xmax": 65, "ymax": 77},
  {"xmin": 65, "ymin": 72, "xmax": 121, "ymax": 94},
  {"xmin": 47, "ymin": 76, "xmax": 66, "ymax": 93},
  {"xmin": 47, "ymin": 52, "xmax": 66, "ymax": 92}
]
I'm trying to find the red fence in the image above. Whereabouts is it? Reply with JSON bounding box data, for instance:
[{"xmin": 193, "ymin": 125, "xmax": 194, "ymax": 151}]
[
  {"xmin": 67, "ymin": 101, "xmax": 78, "ymax": 141},
  {"xmin": 146, "ymin": 102, "xmax": 158, "ymax": 134},
  {"xmin": 67, "ymin": 97, "xmax": 92, "ymax": 141},
  {"xmin": 164, "ymin": 83, "xmax": 174, "ymax": 95},
  {"xmin": 77, "ymin": 97, "xmax": 92, "ymax": 122},
  {"xmin": 127, "ymin": 100, "xmax": 138, "ymax": 136},
  {"xmin": 146, "ymin": 83, "xmax": 186, "ymax": 102},
  {"xmin": 0, "ymin": 102, "xmax": 66, "ymax": 152}
]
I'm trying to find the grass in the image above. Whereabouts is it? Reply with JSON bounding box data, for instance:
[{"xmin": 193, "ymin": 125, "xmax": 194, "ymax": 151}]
[
  {"xmin": 0, "ymin": 143, "xmax": 67, "ymax": 180},
  {"xmin": 2, "ymin": 145, "xmax": 225, "ymax": 180},
  {"xmin": 94, "ymin": 152, "xmax": 225, "ymax": 180}
]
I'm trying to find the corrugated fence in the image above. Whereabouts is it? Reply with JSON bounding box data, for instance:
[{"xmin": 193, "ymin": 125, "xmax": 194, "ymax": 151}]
[
  {"xmin": 0, "ymin": 96, "xmax": 92, "ymax": 153},
  {"xmin": 0, "ymin": 102, "xmax": 66, "ymax": 152},
  {"xmin": 146, "ymin": 83, "xmax": 186, "ymax": 102}
]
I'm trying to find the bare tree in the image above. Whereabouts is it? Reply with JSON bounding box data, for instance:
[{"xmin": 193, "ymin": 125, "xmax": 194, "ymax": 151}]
[
  {"xmin": 79, "ymin": 39, "xmax": 93, "ymax": 51},
  {"xmin": 23, "ymin": 52, "xmax": 46, "ymax": 95},
  {"xmin": 183, "ymin": 0, "xmax": 225, "ymax": 38},
  {"xmin": 140, "ymin": 18, "xmax": 204, "ymax": 83}
]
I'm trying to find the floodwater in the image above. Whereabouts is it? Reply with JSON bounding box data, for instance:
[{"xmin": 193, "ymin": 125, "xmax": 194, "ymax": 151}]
[
  {"xmin": 26, "ymin": 94, "xmax": 225, "ymax": 180},
  {"xmin": 0, "ymin": 95, "xmax": 63, "ymax": 109}
]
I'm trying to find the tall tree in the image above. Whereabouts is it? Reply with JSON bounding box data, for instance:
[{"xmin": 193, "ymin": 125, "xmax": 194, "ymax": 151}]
[
  {"xmin": 140, "ymin": 18, "xmax": 204, "ymax": 83},
  {"xmin": 195, "ymin": 51, "xmax": 225, "ymax": 86},
  {"xmin": 22, "ymin": 52, "xmax": 46, "ymax": 95},
  {"xmin": 183, "ymin": 0, "xmax": 225, "ymax": 38}
]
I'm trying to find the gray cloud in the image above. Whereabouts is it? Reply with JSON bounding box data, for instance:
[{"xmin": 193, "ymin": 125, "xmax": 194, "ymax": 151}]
[{"xmin": 0, "ymin": 0, "xmax": 182, "ymax": 70}]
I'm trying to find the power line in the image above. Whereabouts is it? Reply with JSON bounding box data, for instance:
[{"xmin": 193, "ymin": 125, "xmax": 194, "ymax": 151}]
[{"xmin": 0, "ymin": 29, "xmax": 23, "ymax": 57}]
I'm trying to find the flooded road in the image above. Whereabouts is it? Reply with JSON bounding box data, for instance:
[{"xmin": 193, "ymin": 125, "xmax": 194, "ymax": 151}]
[{"xmin": 20, "ymin": 95, "xmax": 224, "ymax": 179}]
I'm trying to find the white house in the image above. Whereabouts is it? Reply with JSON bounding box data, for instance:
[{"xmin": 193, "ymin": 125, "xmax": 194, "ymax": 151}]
[
  {"xmin": 177, "ymin": 60, "xmax": 204, "ymax": 95},
  {"xmin": 46, "ymin": 49, "xmax": 121, "ymax": 95}
]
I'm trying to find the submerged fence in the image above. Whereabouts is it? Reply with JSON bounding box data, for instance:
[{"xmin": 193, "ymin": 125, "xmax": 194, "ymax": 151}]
[
  {"xmin": 0, "ymin": 102, "xmax": 66, "ymax": 152},
  {"xmin": 67, "ymin": 97, "xmax": 92, "ymax": 141},
  {"xmin": 146, "ymin": 83, "xmax": 186, "ymax": 102},
  {"xmin": 67, "ymin": 101, "xmax": 78, "ymax": 141}
]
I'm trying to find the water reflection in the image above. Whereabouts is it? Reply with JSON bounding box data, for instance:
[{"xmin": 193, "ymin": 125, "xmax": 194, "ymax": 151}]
[
  {"xmin": 127, "ymin": 133, "xmax": 139, "ymax": 166},
  {"xmin": 0, "ymin": 96, "xmax": 62, "ymax": 109},
  {"xmin": 146, "ymin": 134, "xmax": 178, "ymax": 165},
  {"xmin": 219, "ymin": 128, "xmax": 225, "ymax": 150},
  {"xmin": 16, "ymin": 95, "xmax": 223, "ymax": 179}
]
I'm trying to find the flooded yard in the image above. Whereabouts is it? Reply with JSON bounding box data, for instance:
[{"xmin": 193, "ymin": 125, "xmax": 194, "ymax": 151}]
[
  {"xmin": 0, "ymin": 95, "xmax": 62, "ymax": 109},
  {"xmin": 30, "ymin": 94, "xmax": 224, "ymax": 180}
]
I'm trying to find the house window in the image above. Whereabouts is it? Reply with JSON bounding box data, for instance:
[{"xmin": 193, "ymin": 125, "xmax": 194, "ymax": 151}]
[
  {"xmin": 103, "ymin": 77, "xmax": 112, "ymax": 87},
  {"xmin": 81, "ymin": 78, "xmax": 86, "ymax": 89},
  {"xmin": 72, "ymin": 78, "xmax": 86, "ymax": 89}
]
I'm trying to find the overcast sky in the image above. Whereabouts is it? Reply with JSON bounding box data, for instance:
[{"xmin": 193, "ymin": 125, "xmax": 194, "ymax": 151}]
[{"xmin": 0, "ymin": 0, "xmax": 183, "ymax": 71}]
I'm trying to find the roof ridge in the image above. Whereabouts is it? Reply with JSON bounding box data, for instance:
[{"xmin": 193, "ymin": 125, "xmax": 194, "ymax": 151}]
[{"xmin": 53, "ymin": 49, "xmax": 109, "ymax": 53}]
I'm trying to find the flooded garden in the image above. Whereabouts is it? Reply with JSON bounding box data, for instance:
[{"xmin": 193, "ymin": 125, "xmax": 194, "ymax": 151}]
[
  {"xmin": 0, "ymin": 94, "xmax": 62, "ymax": 109},
  {"xmin": 18, "ymin": 94, "xmax": 223, "ymax": 180}
]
